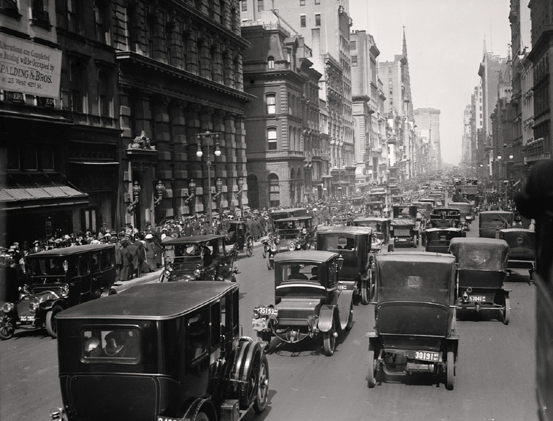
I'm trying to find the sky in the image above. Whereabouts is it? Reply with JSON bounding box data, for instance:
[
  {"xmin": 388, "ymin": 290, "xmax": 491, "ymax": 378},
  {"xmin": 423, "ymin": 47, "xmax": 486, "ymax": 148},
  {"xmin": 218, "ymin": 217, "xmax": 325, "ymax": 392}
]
[{"xmin": 349, "ymin": 0, "xmax": 513, "ymax": 166}]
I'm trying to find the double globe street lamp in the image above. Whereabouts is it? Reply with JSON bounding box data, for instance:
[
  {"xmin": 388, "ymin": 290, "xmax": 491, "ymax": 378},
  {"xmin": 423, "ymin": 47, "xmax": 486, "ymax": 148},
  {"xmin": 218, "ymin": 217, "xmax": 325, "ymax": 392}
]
[{"xmin": 196, "ymin": 131, "xmax": 221, "ymax": 230}]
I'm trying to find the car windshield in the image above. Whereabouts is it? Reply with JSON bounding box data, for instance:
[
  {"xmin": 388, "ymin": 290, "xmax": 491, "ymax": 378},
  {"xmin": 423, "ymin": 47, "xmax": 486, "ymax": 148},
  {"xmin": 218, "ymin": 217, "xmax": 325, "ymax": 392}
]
[
  {"xmin": 81, "ymin": 328, "xmax": 141, "ymax": 364},
  {"xmin": 281, "ymin": 263, "xmax": 320, "ymax": 282}
]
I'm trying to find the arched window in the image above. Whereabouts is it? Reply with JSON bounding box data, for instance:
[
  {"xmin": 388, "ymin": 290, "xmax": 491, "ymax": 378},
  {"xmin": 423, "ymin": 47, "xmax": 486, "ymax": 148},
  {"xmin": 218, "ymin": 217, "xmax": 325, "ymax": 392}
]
[
  {"xmin": 268, "ymin": 56, "xmax": 274, "ymax": 69},
  {"xmin": 267, "ymin": 127, "xmax": 277, "ymax": 150},
  {"xmin": 268, "ymin": 174, "xmax": 280, "ymax": 207}
]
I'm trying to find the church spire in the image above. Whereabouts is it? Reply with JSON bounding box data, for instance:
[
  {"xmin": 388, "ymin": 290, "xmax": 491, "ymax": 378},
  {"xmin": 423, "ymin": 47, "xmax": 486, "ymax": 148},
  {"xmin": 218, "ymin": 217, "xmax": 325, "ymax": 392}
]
[
  {"xmin": 483, "ymin": 35, "xmax": 487, "ymax": 57},
  {"xmin": 402, "ymin": 25, "xmax": 407, "ymax": 59}
]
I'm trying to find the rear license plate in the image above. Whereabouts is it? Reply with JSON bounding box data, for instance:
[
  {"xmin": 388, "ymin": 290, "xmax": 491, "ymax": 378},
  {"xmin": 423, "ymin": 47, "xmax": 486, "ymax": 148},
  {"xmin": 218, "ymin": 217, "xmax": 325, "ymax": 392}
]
[
  {"xmin": 414, "ymin": 351, "xmax": 439, "ymax": 362},
  {"xmin": 20, "ymin": 315, "xmax": 35, "ymax": 322},
  {"xmin": 440, "ymin": 236, "xmax": 446, "ymax": 241},
  {"xmin": 469, "ymin": 295, "xmax": 486, "ymax": 302},
  {"xmin": 255, "ymin": 306, "xmax": 278, "ymax": 317}
]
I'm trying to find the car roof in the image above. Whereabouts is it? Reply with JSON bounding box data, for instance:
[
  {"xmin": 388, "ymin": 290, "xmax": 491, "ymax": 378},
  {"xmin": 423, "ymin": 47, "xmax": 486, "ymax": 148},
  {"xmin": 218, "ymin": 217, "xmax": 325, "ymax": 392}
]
[
  {"xmin": 26, "ymin": 244, "xmax": 114, "ymax": 257},
  {"xmin": 425, "ymin": 228, "xmax": 463, "ymax": 232},
  {"xmin": 273, "ymin": 216, "xmax": 312, "ymax": 222},
  {"xmin": 161, "ymin": 234, "xmax": 225, "ymax": 245},
  {"xmin": 449, "ymin": 237, "xmax": 509, "ymax": 248},
  {"xmin": 317, "ymin": 226, "xmax": 372, "ymax": 235},
  {"xmin": 376, "ymin": 252, "xmax": 455, "ymax": 264},
  {"xmin": 274, "ymin": 250, "xmax": 339, "ymax": 264},
  {"xmin": 57, "ymin": 282, "xmax": 238, "ymax": 320},
  {"xmin": 479, "ymin": 210, "xmax": 512, "ymax": 215},
  {"xmin": 499, "ymin": 228, "xmax": 534, "ymax": 233},
  {"xmin": 354, "ymin": 217, "xmax": 389, "ymax": 222}
]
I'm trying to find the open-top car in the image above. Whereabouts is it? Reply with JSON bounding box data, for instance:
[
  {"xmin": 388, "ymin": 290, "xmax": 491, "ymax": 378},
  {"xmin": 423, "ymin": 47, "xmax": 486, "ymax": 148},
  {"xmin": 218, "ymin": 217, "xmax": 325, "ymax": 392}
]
[
  {"xmin": 449, "ymin": 237, "xmax": 511, "ymax": 324},
  {"xmin": 428, "ymin": 208, "xmax": 462, "ymax": 229},
  {"xmin": 316, "ymin": 226, "xmax": 374, "ymax": 304},
  {"xmin": 449, "ymin": 202, "xmax": 474, "ymax": 226},
  {"xmin": 252, "ymin": 250, "xmax": 350, "ymax": 356},
  {"xmin": 498, "ymin": 228, "xmax": 536, "ymax": 280},
  {"xmin": 367, "ymin": 252, "xmax": 459, "ymax": 390},
  {"xmin": 159, "ymin": 235, "xmax": 238, "ymax": 283},
  {"xmin": 220, "ymin": 220, "xmax": 253, "ymax": 257},
  {"xmin": 479, "ymin": 210, "xmax": 513, "ymax": 238},
  {"xmin": 50, "ymin": 281, "xmax": 269, "ymax": 421},
  {"xmin": 266, "ymin": 215, "xmax": 316, "ymax": 270},
  {"xmin": 1, "ymin": 244, "xmax": 116, "ymax": 339}
]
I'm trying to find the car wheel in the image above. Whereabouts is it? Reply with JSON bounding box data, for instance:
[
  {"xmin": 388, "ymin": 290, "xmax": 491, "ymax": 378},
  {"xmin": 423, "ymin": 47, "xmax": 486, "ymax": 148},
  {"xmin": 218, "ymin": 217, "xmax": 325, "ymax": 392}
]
[
  {"xmin": 46, "ymin": 305, "xmax": 63, "ymax": 339},
  {"xmin": 323, "ymin": 319, "xmax": 337, "ymax": 357},
  {"xmin": 0, "ymin": 314, "xmax": 15, "ymax": 340},
  {"xmin": 345, "ymin": 302, "xmax": 354, "ymax": 330},
  {"xmin": 253, "ymin": 354, "xmax": 270, "ymax": 413},
  {"xmin": 192, "ymin": 412, "xmax": 209, "ymax": 421},
  {"xmin": 361, "ymin": 283, "xmax": 369, "ymax": 305},
  {"xmin": 502, "ymin": 296, "xmax": 511, "ymax": 325},
  {"xmin": 158, "ymin": 270, "xmax": 170, "ymax": 283},
  {"xmin": 367, "ymin": 341, "xmax": 376, "ymax": 388},
  {"xmin": 445, "ymin": 347, "xmax": 455, "ymax": 391},
  {"xmin": 239, "ymin": 343, "xmax": 262, "ymax": 410}
]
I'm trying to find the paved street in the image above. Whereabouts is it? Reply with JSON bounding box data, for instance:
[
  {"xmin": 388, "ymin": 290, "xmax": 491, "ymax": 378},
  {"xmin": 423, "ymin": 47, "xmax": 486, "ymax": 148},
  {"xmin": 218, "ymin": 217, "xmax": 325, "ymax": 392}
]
[{"xmin": 0, "ymin": 218, "xmax": 539, "ymax": 421}]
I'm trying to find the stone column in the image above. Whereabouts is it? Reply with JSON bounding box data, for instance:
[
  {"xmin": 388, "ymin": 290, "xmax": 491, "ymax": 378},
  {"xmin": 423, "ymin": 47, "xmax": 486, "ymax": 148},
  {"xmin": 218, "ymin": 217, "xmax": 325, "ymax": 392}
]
[
  {"xmin": 171, "ymin": 100, "xmax": 188, "ymax": 217},
  {"xmin": 235, "ymin": 115, "xmax": 248, "ymax": 207},
  {"xmin": 185, "ymin": 103, "xmax": 202, "ymax": 213}
]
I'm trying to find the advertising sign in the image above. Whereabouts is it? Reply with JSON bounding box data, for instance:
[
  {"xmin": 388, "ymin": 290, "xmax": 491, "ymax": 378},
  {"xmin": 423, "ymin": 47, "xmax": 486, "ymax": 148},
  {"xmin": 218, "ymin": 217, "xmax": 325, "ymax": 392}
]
[{"xmin": 0, "ymin": 33, "xmax": 62, "ymax": 98}]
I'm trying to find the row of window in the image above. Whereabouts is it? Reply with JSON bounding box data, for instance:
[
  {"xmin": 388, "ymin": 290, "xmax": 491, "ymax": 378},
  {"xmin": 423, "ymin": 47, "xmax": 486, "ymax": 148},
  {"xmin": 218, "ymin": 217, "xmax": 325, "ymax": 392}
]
[
  {"xmin": 300, "ymin": 13, "xmax": 321, "ymax": 28},
  {"xmin": 241, "ymin": 0, "xmax": 320, "ymax": 12}
]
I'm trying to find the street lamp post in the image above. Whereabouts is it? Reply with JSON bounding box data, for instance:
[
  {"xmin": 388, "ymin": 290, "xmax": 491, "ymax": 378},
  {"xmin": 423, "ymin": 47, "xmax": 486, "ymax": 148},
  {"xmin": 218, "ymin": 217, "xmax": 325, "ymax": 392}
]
[
  {"xmin": 196, "ymin": 131, "xmax": 221, "ymax": 230},
  {"xmin": 127, "ymin": 180, "xmax": 141, "ymax": 214},
  {"xmin": 184, "ymin": 179, "xmax": 196, "ymax": 215},
  {"xmin": 154, "ymin": 180, "xmax": 165, "ymax": 207},
  {"xmin": 236, "ymin": 177, "xmax": 244, "ymax": 215}
]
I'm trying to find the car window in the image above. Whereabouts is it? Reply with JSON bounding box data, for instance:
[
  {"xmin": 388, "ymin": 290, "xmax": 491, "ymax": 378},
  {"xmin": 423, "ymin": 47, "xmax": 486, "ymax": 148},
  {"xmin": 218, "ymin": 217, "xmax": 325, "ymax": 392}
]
[
  {"xmin": 81, "ymin": 328, "xmax": 141, "ymax": 363},
  {"xmin": 187, "ymin": 310, "xmax": 208, "ymax": 363},
  {"xmin": 78, "ymin": 255, "xmax": 90, "ymax": 276},
  {"xmin": 91, "ymin": 252, "xmax": 100, "ymax": 272},
  {"xmin": 100, "ymin": 250, "xmax": 113, "ymax": 270}
]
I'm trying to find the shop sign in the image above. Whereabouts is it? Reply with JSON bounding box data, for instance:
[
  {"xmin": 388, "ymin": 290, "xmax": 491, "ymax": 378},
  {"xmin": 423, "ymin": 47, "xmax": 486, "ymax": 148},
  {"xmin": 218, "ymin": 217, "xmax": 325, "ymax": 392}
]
[{"xmin": 0, "ymin": 33, "xmax": 62, "ymax": 98}]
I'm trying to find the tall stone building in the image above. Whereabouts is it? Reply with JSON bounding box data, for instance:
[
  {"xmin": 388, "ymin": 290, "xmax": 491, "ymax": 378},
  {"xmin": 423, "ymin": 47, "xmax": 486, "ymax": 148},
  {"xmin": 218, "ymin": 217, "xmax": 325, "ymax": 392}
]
[
  {"xmin": 527, "ymin": 0, "xmax": 551, "ymax": 163},
  {"xmin": 413, "ymin": 108, "xmax": 441, "ymax": 173},
  {"xmin": 240, "ymin": 0, "xmax": 355, "ymax": 198},
  {"xmin": 241, "ymin": 11, "xmax": 322, "ymax": 208},
  {"xmin": 350, "ymin": 30, "xmax": 387, "ymax": 187},
  {"xmin": 1, "ymin": 0, "xmax": 252, "ymax": 245},
  {"xmin": 462, "ymin": 105, "xmax": 472, "ymax": 165}
]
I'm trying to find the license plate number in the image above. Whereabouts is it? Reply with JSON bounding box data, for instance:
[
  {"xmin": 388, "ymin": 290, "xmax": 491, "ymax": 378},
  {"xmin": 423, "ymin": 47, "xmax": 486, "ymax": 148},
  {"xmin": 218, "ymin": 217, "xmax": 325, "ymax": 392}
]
[
  {"xmin": 20, "ymin": 315, "xmax": 35, "ymax": 322},
  {"xmin": 469, "ymin": 295, "xmax": 486, "ymax": 302},
  {"xmin": 255, "ymin": 306, "xmax": 278, "ymax": 317},
  {"xmin": 414, "ymin": 351, "xmax": 439, "ymax": 362}
]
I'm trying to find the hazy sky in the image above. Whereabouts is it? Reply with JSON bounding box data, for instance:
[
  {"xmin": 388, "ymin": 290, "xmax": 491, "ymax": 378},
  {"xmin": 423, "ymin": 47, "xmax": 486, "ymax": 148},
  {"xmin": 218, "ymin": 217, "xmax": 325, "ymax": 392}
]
[{"xmin": 349, "ymin": 0, "xmax": 512, "ymax": 165}]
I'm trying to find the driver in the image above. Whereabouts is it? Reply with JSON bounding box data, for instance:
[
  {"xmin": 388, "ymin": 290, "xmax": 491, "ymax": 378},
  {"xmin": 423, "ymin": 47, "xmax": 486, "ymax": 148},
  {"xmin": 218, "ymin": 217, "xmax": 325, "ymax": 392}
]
[{"xmin": 289, "ymin": 265, "xmax": 308, "ymax": 280}]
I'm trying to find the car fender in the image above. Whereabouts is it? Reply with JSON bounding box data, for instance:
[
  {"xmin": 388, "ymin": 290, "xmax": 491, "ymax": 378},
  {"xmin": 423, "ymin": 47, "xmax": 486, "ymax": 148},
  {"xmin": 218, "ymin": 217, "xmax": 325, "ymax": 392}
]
[
  {"xmin": 182, "ymin": 397, "xmax": 217, "ymax": 421},
  {"xmin": 317, "ymin": 305, "xmax": 336, "ymax": 333},
  {"xmin": 231, "ymin": 337, "xmax": 254, "ymax": 382},
  {"xmin": 336, "ymin": 290, "xmax": 354, "ymax": 330}
]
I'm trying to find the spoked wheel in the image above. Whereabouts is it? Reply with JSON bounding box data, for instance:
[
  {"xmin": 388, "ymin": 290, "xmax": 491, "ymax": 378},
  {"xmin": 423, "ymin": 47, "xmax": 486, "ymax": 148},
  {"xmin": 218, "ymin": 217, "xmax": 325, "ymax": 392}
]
[
  {"xmin": 46, "ymin": 305, "xmax": 63, "ymax": 338},
  {"xmin": 158, "ymin": 269, "xmax": 170, "ymax": 283},
  {"xmin": 345, "ymin": 301, "xmax": 354, "ymax": 330},
  {"xmin": 502, "ymin": 296, "xmax": 511, "ymax": 325},
  {"xmin": 445, "ymin": 343, "xmax": 455, "ymax": 391},
  {"xmin": 367, "ymin": 341, "xmax": 377, "ymax": 388},
  {"xmin": 246, "ymin": 237, "xmax": 254, "ymax": 257},
  {"xmin": 360, "ymin": 284, "xmax": 369, "ymax": 305},
  {"xmin": 0, "ymin": 314, "xmax": 15, "ymax": 340},
  {"xmin": 253, "ymin": 354, "xmax": 270, "ymax": 413},
  {"xmin": 323, "ymin": 318, "xmax": 337, "ymax": 357},
  {"xmin": 192, "ymin": 412, "xmax": 209, "ymax": 421}
]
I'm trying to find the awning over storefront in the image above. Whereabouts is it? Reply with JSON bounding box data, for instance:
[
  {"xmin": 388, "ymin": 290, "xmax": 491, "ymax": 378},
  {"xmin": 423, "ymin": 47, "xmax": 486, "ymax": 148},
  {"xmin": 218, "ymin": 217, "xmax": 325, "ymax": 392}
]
[{"xmin": 0, "ymin": 183, "xmax": 89, "ymax": 212}]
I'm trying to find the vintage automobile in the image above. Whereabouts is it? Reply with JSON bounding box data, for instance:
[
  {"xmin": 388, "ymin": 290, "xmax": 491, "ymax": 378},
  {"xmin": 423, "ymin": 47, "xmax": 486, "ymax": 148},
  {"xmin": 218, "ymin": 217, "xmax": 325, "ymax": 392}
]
[
  {"xmin": 497, "ymin": 228, "xmax": 536, "ymax": 279},
  {"xmin": 252, "ymin": 250, "xmax": 350, "ymax": 356},
  {"xmin": 479, "ymin": 210, "xmax": 513, "ymax": 238},
  {"xmin": 449, "ymin": 237, "xmax": 511, "ymax": 324},
  {"xmin": 50, "ymin": 281, "xmax": 269, "ymax": 421},
  {"xmin": 159, "ymin": 235, "xmax": 238, "ymax": 283},
  {"xmin": 428, "ymin": 208, "xmax": 462, "ymax": 229},
  {"xmin": 365, "ymin": 201, "xmax": 385, "ymax": 216},
  {"xmin": 348, "ymin": 196, "xmax": 366, "ymax": 213},
  {"xmin": 268, "ymin": 207, "xmax": 308, "ymax": 228},
  {"xmin": 389, "ymin": 205, "xmax": 419, "ymax": 250},
  {"xmin": 266, "ymin": 215, "xmax": 316, "ymax": 270},
  {"xmin": 0, "ymin": 253, "xmax": 25, "ymax": 340},
  {"xmin": 412, "ymin": 201, "xmax": 433, "ymax": 220},
  {"xmin": 423, "ymin": 227, "xmax": 464, "ymax": 253},
  {"xmin": 367, "ymin": 252, "xmax": 459, "ymax": 390},
  {"xmin": 449, "ymin": 202, "xmax": 474, "ymax": 226},
  {"xmin": 220, "ymin": 220, "xmax": 253, "ymax": 257},
  {"xmin": 1, "ymin": 244, "xmax": 116, "ymax": 339},
  {"xmin": 316, "ymin": 226, "xmax": 374, "ymax": 304},
  {"xmin": 353, "ymin": 217, "xmax": 391, "ymax": 244}
]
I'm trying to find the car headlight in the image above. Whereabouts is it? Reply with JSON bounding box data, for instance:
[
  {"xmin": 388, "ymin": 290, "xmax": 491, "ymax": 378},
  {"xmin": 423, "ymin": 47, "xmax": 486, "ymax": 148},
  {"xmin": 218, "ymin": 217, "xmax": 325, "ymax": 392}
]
[
  {"xmin": 2, "ymin": 302, "xmax": 14, "ymax": 313},
  {"xmin": 60, "ymin": 284, "xmax": 70, "ymax": 297},
  {"xmin": 275, "ymin": 236, "xmax": 281, "ymax": 245},
  {"xmin": 270, "ymin": 244, "xmax": 277, "ymax": 252},
  {"xmin": 29, "ymin": 300, "xmax": 39, "ymax": 312},
  {"xmin": 288, "ymin": 242, "xmax": 296, "ymax": 251},
  {"xmin": 302, "ymin": 228, "xmax": 307, "ymax": 234}
]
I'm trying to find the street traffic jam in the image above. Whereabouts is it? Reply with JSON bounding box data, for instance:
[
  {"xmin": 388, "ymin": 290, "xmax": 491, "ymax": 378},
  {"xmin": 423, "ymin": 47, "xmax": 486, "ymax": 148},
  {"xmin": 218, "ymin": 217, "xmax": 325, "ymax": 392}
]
[{"xmin": 1, "ymin": 166, "xmax": 552, "ymax": 421}]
